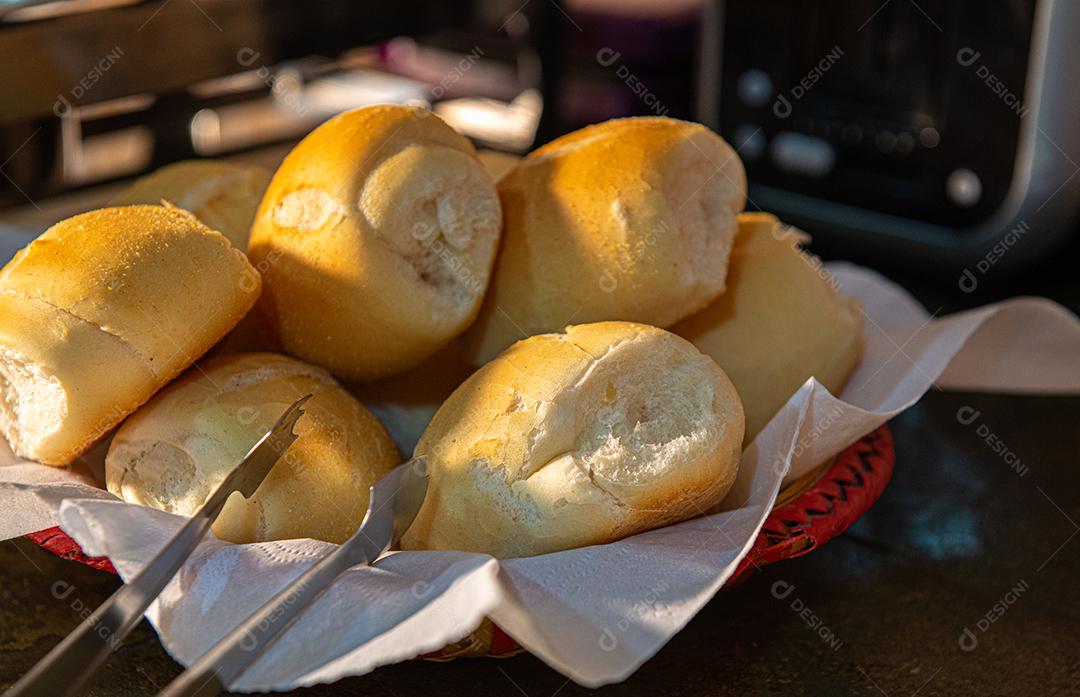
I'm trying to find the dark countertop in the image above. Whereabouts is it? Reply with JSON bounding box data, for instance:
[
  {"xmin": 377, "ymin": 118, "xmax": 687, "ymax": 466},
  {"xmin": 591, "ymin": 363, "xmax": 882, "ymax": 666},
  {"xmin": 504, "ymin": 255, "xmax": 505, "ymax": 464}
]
[{"xmin": 2, "ymin": 389, "xmax": 1078, "ymax": 696}]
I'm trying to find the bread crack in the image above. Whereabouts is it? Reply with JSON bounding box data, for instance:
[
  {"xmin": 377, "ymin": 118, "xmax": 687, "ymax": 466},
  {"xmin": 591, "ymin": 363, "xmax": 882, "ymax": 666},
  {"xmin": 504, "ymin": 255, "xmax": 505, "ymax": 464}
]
[{"xmin": 0, "ymin": 288, "xmax": 160, "ymax": 378}]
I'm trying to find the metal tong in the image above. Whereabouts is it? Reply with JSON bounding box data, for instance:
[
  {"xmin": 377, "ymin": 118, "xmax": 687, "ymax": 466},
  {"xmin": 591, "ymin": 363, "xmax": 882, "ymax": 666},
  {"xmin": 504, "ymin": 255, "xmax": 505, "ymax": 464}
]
[
  {"xmin": 157, "ymin": 456, "xmax": 429, "ymax": 697},
  {"xmin": 6, "ymin": 395, "xmax": 312, "ymax": 697}
]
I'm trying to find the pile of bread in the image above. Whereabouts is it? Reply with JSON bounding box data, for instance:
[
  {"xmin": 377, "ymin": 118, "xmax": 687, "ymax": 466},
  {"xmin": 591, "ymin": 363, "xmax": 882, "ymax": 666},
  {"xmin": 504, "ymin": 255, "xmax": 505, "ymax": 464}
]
[{"xmin": 0, "ymin": 105, "xmax": 863, "ymax": 559}]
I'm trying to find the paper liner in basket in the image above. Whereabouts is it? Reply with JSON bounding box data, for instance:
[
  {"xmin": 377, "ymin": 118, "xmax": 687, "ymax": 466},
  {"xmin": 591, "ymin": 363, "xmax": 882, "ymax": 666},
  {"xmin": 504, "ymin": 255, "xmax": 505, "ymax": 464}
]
[{"xmin": 1, "ymin": 263, "xmax": 1078, "ymax": 690}]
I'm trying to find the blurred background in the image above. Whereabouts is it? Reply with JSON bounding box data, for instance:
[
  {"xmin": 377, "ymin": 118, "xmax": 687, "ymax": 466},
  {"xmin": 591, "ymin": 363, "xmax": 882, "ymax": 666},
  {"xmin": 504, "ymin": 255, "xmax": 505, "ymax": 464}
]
[
  {"xmin": 1, "ymin": 5, "xmax": 1078, "ymax": 696},
  {"xmin": 0, "ymin": 0, "xmax": 1077, "ymax": 312}
]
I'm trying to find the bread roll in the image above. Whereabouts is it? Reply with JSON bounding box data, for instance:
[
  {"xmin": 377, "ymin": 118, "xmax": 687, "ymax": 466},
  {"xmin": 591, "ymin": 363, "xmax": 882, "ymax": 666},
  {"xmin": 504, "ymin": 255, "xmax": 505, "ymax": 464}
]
[
  {"xmin": 106, "ymin": 353, "xmax": 399, "ymax": 544},
  {"xmin": 463, "ymin": 116, "xmax": 746, "ymax": 365},
  {"xmin": 248, "ymin": 105, "xmax": 502, "ymax": 380},
  {"xmin": 401, "ymin": 321, "xmax": 744, "ymax": 558},
  {"xmin": 672, "ymin": 212, "xmax": 864, "ymax": 443},
  {"xmin": 111, "ymin": 161, "xmax": 274, "ymax": 357},
  {"xmin": 111, "ymin": 160, "xmax": 271, "ymax": 248},
  {"xmin": 0, "ymin": 205, "xmax": 260, "ymax": 465}
]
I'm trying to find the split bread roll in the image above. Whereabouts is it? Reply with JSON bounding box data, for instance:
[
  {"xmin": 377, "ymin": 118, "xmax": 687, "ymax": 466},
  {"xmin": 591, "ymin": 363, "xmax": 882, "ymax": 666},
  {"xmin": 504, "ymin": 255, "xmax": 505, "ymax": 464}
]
[
  {"xmin": 105, "ymin": 353, "xmax": 399, "ymax": 544},
  {"xmin": 248, "ymin": 105, "xmax": 503, "ymax": 380},
  {"xmin": 111, "ymin": 160, "xmax": 271, "ymax": 248},
  {"xmin": 401, "ymin": 321, "xmax": 744, "ymax": 558},
  {"xmin": 464, "ymin": 116, "xmax": 747, "ymax": 365},
  {"xmin": 672, "ymin": 212, "xmax": 864, "ymax": 444},
  {"xmin": 0, "ymin": 205, "xmax": 260, "ymax": 466}
]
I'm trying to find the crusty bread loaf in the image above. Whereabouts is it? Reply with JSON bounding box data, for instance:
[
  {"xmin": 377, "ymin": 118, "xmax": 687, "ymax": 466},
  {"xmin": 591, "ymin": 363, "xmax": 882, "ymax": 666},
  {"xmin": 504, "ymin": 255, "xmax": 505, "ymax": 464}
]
[
  {"xmin": 106, "ymin": 353, "xmax": 399, "ymax": 544},
  {"xmin": 111, "ymin": 160, "xmax": 271, "ymax": 248},
  {"xmin": 463, "ymin": 116, "xmax": 746, "ymax": 365},
  {"xmin": 248, "ymin": 105, "xmax": 502, "ymax": 380},
  {"xmin": 0, "ymin": 205, "xmax": 260, "ymax": 465},
  {"xmin": 401, "ymin": 321, "xmax": 744, "ymax": 558},
  {"xmin": 672, "ymin": 212, "xmax": 864, "ymax": 443},
  {"xmin": 111, "ymin": 161, "xmax": 275, "ymax": 357}
]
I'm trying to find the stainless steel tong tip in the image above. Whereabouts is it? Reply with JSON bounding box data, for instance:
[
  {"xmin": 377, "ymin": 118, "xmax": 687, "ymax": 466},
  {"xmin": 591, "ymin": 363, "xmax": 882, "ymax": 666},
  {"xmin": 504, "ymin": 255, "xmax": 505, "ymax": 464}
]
[
  {"xmin": 5, "ymin": 396, "xmax": 313, "ymax": 697},
  {"xmin": 229, "ymin": 394, "xmax": 312, "ymax": 500}
]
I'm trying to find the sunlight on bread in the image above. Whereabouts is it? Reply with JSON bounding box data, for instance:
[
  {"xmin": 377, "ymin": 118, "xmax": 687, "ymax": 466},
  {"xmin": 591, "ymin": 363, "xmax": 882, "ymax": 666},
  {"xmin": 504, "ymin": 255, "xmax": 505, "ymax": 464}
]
[
  {"xmin": 402, "ymin": 321, "xmax": 744, "ymax": 558},
  {"xmin": 0, "ymin": 205, "xmax": 259, "ymax": 465},
  {"xmin": 106, "ymin": 353, "xmax": 398, "ymax": 544}
]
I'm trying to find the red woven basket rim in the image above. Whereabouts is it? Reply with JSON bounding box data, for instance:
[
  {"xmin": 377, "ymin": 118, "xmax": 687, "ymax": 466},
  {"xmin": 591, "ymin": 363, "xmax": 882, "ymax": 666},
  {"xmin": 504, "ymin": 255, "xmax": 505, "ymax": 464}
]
[{"xmin": 23, "ymin": 424, "xmax": 895, "ymax": 657}]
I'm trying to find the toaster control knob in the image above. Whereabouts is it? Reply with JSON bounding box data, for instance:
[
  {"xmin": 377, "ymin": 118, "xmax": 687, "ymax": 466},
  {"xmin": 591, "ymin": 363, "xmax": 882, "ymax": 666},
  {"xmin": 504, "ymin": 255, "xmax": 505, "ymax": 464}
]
[
  {"xmin": 770, "ymin": 131, "xmax": 835, "ymax": 178},
  {"xmin": 737, "ymin": 69, "xmax": 774, "ymax": 108},
  {"xmin": 947, "ymin": 168, "xmax": 982, "ymax": 207},
  {"xmin": 733, "ymin": 124, "xmax": 766, "ymax": 161}
]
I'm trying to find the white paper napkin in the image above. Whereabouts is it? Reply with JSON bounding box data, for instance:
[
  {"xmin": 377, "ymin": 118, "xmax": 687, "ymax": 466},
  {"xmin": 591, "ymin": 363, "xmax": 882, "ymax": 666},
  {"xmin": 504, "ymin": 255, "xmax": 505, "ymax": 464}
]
[{"xmin": 2, "ymin": 263, "xmax": 1078, "ymax": 690}]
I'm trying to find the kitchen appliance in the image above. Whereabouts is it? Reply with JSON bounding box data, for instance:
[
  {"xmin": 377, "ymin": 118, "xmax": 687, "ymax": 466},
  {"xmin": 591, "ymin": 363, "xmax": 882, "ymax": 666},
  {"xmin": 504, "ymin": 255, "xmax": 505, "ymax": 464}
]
[
  {"xmin": 0, "ymin": 0, "xmax": 482, "ymax": 207},
  {"xmin": 699, "ymin": 0, "xmax": 1080, "ymax": 273}
]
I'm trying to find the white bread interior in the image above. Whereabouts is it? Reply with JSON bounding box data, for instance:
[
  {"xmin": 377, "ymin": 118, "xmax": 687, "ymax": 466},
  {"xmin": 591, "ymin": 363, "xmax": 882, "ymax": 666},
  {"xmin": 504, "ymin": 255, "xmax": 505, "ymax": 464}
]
[
  {"xmin": 463, "ymin": 116, "xmax": 746, "ymax": 366},
  {"xmin": 106, "ymin": 352, "xmax": 399, "ymax": 543},
  {"xmin": 0, "ymin": 205, "xmax": 260, "ymax": 465},
  {"xmin": 401, "ymin": 321, "xmax": 744, "ymax": 558},
  {"xmin": 672, "ymin": 212, "xmax": 864, "ymax": 443}
]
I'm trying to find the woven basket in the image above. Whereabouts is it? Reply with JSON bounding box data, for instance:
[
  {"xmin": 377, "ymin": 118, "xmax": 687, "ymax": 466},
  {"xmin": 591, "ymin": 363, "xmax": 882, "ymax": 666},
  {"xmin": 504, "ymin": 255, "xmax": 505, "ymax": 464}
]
[{"xmin": 25, "ymin": 424, "xmax": 895, "ymax": 660}]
